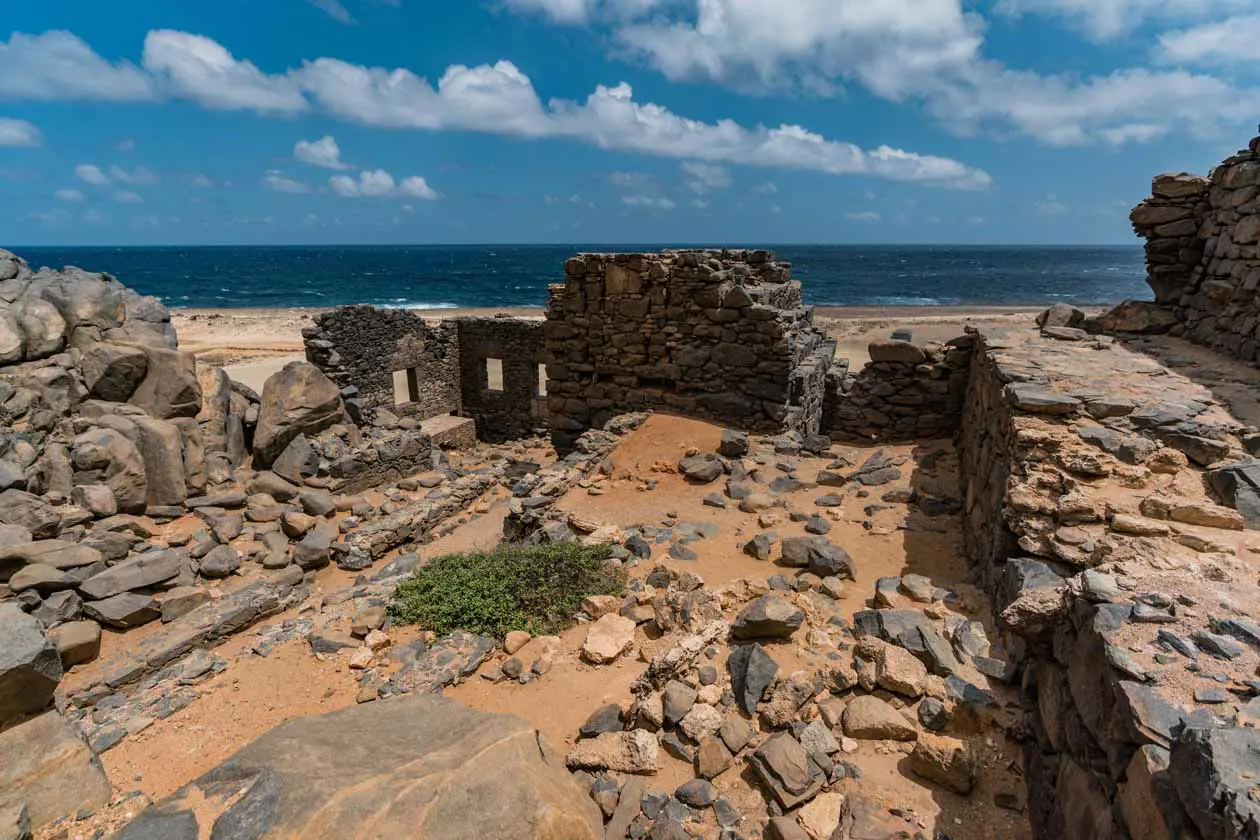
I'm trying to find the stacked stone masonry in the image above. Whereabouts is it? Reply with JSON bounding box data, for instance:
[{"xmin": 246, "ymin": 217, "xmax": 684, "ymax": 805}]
[
  {"xmin": 826, "ymin": 337, "xmax": 974, "ymax": 441},
  {"xmin": 543, "ymin": 250, "xmax": 835, "ymax": 450},
  {"xmin": 305, "ymin": 310, "xmax": 545, "ymax": 444},
  {"xmin": 1132, "ymin": 134, "xmax": 1260, "ymax": 362},
  {"xmin": 959, "ymin": 327, "xmax": 1260, "ymax": 840}
]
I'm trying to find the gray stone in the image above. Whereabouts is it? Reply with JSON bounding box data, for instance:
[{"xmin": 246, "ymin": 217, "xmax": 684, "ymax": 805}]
[
  {"xmin": 78, "ymin": 549, "xmax": 182, "ymax": 600},
  {"xmin": 748, "ymin": 732, "xmax": 824, "ymax": 810},
  {"xmin": 1006, "ymin": 384, "xmax": 1081, "ymax": 415},
  {"xmin": 253, "ymin": 361, "xmax": 345, "ymax": 467},
  {"xmin": 717, "ymin": 430, "xmax": 749, "ymax": 458},
  {"xmin": 83, "ymin": 592, "xmax": 160, "ymax": 628},
  {"xmin": 679, "ymin": 454, "xmax": 724, "ymax": 484},
  {"xmin": 729, "ymin": 643, "xmax": 778, "ymax": 715},
  {"xmin": 198, "ymin": 545, "xmax": 240, "ymax": 579},
  {"xmin": 0, "ymin": 711, "xmax": 111, "ymax": 833},
  {"xmin": 112, "ymin": 695, "xmax": 602, "ymax": 840},
  {"xmin": 0, "ymin": 491, "xmax": 59, "ymax": 539},
  {"xmin": 80, "ymin": 342, "xmax": 148, "ymax": 401},
  {"xmin": 0, "ymin": 604, "xmax": 63, "ymax": 726},
  {"xmin": 1170, "ymin": 726, "xmax": 1260, "ymax": 840},
  {"xmin": 732, "ymin": 594, "xmax": 804, "ymax": 640},
  {"xmin": 128, "ymin": 346, "xmax": 201, "ymax": 419}
]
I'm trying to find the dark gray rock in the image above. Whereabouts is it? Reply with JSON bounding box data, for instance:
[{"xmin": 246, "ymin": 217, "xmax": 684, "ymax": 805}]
[
  {"xmin": 729, "ymin": 643, "xmax": 778, "ymax": 715},
  {"xmin": 1006, "ymin": 384, "xmax": 1081, "ymax": 415},
  {"xmin": 675, "ymin": 779, "xmax": 717, "ymax": 808},
  {"xmin": 82, "ymin": 592, "xmax": 160, "ymax": 629},
  {"xmin": 679, "ymin": 454, "xmax": 725, "ymax": 484},
  {"xmin": 0, "ymin": 604, "xmax": 63, "ymax": 726},
  {"xmin": 579, "ymin": 704, "xmax": 623, "ymax": 738},
  {"xmin": 1170, "ymin": 726, "xmax": 1260, "ymax": 840},
  {"xmin": 198, "ymin": 545, "xmax": 240, "ymax": 579},
  {"xmin": 1208, "ymin": 460, "xmax": 1260, "ymax": 529},
  {"xmin": 78, "ymin": 549, "xmax": 182, "ymax": 600},
  {"xmin": 717, "ymin": 430, "xmax": 749, "ymax": 458},
  {"xmin": 732, "ymin": 594, "xmax": 804, "ymax": 640}
]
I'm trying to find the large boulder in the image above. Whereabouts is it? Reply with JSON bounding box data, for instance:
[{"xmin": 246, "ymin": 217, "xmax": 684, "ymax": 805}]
[
  {"xmin": 78, "ymin": 549, "xmax": 183, "ymax": 600},
  {"xmin": 71, "ymin": 427, "xmax": 148, "ymax": 514},
  {"xmin": 80, "ymin": 342, "xmax": 149, "ymax": 402},
  {"xmin": 1093, "ymin": 300, "xmax": 1179, "ymax": 335},
  {"xmin": 111, "ymin": 695, "xmax": 602, "ymax": 840},
  {"xmin": 0, "ymin": 604, "xmax": 63, "ymax": 726},
  {"xmin": 1170, "ymin": 726, "xmax": 1260, "ymax": 840},
  {"xmin": 128, "ymin": 346, "xmax": 201, "ymax": 419},
  {"xmin": 36, "ymin": 268, "xmax": 125, "ymax": 331},
  {"xmin": 16, "ymin": 298, "xmax": 65, "ymax": 360},
  {"xmin": 0, "ymin": 490, "xmax": 59, "ymax": 538},
  {"xmin": 252, "ymin": 362, "xmax": 345, "ymax": 467},
  {"xmin": 109, "ymin": 288, "xmax": 176, "ymax": 348},
  {"xmin": 0, "ymin": 311, "xmax": 23, "ymax": 364},
  {"xmin": 0, "ymin": 711, "xmax": 112, "ymax": 832},
  {"xmin": 132, "ymin": 417, "xmax": 188, "ymax": 507}
]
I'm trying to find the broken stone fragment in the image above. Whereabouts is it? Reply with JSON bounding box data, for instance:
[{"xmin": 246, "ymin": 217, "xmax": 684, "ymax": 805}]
[
  {"xmin": 580, "ymin": 613, "xmax": 635, "ymax": 665},
  {"xmin": 564, "ymin": 730, "xmax": 659, "ymax": 775},
  {"xmin": 732, "ymin": 594, "xmax": 805, "ymax": 640}
]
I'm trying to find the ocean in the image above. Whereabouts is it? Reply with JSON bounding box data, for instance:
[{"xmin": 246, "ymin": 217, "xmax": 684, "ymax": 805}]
[{"xmin": 10, "ymin": 245, "xmax": 1149, "ymax": 310}]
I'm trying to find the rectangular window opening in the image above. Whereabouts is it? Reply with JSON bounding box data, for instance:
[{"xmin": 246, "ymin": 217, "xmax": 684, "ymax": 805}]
[
  {"xmin": 537, "ymin": 363, "xmax": 548, "ymax": 397},
  {"xmin": 485, "ymin": 358, "xmax": 504, "ymax": 392}
]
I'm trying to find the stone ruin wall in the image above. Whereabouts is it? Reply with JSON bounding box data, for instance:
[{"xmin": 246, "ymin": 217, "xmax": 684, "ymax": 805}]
[
  {"xmin": 303, "ymin": 306, "xmax": 460, "ymax": 422},
  {"xmin": 1132, "ymin": 134, "xmax": 1260, "ymax": 362},
  {"xmin": 826, "ymin": 336, "xmax": 974, "ymax": 442},
  {"xmin": 958, "ymin": 327, "xmax": 1260, "ymax": 840},
  {"xmin": 542, "ymin": 250, "xmax": 835, "ymax": 450},
  {"xmin": 304, "ymin": 251, "xmax": 982, "ymax": 450},
  {"xmin": 304, "ymin": 310, "xmax": 546, "ymax": 444}
]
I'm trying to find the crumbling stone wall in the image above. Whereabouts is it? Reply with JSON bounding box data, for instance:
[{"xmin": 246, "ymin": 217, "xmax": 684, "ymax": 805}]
[
  {"xmin": 826, "ymin": 337, "xmax": 974, "ymax": 441},
  {"xmin": 1131, "ymin": 134, "xmax": 1260, "ymax": 362},
  {"xmin": 959, "ymin": 329, "xmax": 1260, "ymax": 840},
  {"xmin": 543, "ymin": 250, "xmax": 833, "ymax": 450},
  {"xmin": 303, "ymin": 307, "xmax": 460, "ymax": 420},
  {"xmin": 304, "ymin": 307, "xmax": 546, "ymax": 444},
  {"xmin": 456, "ymin": 317, "xmax": 546, "ymax": 443},
  {"xmin": 326, "ymin": 428, "xmax": 438, "ymax": 495}
]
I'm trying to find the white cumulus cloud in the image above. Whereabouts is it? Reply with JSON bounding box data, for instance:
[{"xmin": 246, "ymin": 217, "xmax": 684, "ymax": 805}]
[
  {"xmin": 994, "ymin": 0, "xmax": 1253, "ymax": 41},
  {"xmin": 845, "ymin": 211, "xmax": 881, "ymax": 222},
  {"xmin": 681, "ymin": 161, "xmax": 732, "ymax": 194},
  {"xmin": 54, "ymin": 188, "xmax": 83, "ymax": 202},
  {"xmin": 114, "ymin": 190, "xmax": 144, "ymax": 204},
  {"xmin": 141, "ymin": 30, "xmax": 308, "ymax": 114},
  {"xmin": 0, "ymin": 118, "xmax": 41, "ymax": 147},
  {"xmin": 75, "ymin": 164, "xmax": 110, "ymax": 185},
  {"xmin": 622, "ymin": 194, "xmax": 677, "ymax": 209},
  {"xmin": 0, "ymin": 31, "xmax": 156, "ymax": 101},
  {"xmin": 262, "ymin": 170, "xmax": 311, "ymax": 193},
  {"xmin": 330, "ymin": 169, "xmax": 438, "ymax": 199},
  {"xmin": 295, "ymin": 135, "xmax": 350, "ymax": 169},
  {"xmin": 0, "ymin": 27, "xmax": 990, "ymax": 188},
  {"xmin": 1157, "ymin": 15, "xmax": 1260, "ymax": 67}
]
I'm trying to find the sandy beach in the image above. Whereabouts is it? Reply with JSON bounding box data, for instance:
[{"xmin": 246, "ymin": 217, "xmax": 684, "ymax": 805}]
[{"xmin": 172, "ymin": 303, "xmax": 1078, "ymax": 392}]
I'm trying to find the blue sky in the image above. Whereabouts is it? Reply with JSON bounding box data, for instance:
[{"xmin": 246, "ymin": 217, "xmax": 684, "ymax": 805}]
[{"xmin": 0, "ymin": 0, "xmax": 1256, "ymax": 246}]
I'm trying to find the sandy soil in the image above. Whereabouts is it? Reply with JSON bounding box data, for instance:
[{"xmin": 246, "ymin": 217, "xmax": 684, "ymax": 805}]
[{"xmin": 62, "ymin": 414, "xmax": 1030, "ymax": 840}]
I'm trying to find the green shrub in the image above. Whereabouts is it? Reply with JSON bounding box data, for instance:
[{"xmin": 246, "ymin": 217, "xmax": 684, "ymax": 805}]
[{"xmin": 388, "ymin": 541, "xmax": 627, "ymax": 638}]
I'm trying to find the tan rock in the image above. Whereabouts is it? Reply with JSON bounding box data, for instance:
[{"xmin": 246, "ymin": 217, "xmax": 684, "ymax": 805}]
[
  {"xmin": 679, "ymin": 703, "xmax": 724, "ymax": 742},
  {"xmin": 108, "ymin": 695, "xmax": 602, "ymax": 839},
  {"xmin": 580, "ymin": 594, "xmax": 621, "ymax": 619},
  {"xmin": 0, "ymin": 712, "xmax": 111, "ymax": 831},
  {"xmin": 580, "ymin": 614, "xmax": 635, "ymax": 665},
  {"xmin": 564, "ymin": 730, "xmax": 659, "ymax": 774},
  {"xmin": 504, "ymin": 630, "xmax": 532, "ymax": 655},
  {"xmin": 842, "ymin": 695, "xmax": 918, "ymax": 741},
  {"xmin": 1109, "ymin": 513, "xmax": 1171, "ymax": 537},
  {"xmin": 1169, "ymin": 500, "xmax": 1245, "ymax": 531},
  {"xmin": 799, "ymin": 792, "xmax": 846, "ymax": 840},
  {"xmin": 906, "ymin": 733, "xmax": 974, "ymax": 795}
]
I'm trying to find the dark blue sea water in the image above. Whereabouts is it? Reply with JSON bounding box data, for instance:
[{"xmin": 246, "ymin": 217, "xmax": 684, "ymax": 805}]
[{"xmin": 10, "ymin": 245, "xmax": 1148, "ymax": 309}]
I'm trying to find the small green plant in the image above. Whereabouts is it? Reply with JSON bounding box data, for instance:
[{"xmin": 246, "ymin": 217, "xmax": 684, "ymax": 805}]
[{"xmin": 388, "ymin": 541, "xmax": 627, "ymax": 638}]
